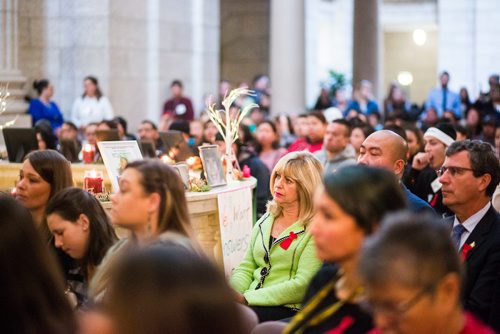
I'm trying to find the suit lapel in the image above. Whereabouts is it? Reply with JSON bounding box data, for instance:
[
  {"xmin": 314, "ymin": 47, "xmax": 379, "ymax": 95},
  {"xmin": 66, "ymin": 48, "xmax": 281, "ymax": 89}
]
[{"xmin": 463, "ymin": 207, "xmax": 497, "ymax": 259}]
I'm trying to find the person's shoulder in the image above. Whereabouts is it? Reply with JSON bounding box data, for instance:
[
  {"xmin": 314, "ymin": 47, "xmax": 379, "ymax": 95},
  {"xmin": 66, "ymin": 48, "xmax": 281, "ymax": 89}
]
[{"xmin": 404, "ymin": 187, "xmax": 436, "ymax": 214}]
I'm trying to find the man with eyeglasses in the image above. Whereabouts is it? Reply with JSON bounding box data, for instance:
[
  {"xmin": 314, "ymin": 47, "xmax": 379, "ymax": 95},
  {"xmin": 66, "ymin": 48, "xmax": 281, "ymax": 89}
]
[
  {"xmin": 439, "ymin": 140, "xmax": 500, "ymax": 331},
  {"xmin": 359, "ymin": 213, "xmax": 495, "ymax": 334}
]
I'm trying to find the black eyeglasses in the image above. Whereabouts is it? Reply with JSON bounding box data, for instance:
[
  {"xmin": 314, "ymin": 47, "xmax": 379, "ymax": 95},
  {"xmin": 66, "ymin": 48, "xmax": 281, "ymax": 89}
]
[
  {"xmin": 436, "ymin": 166, "xmax": 476, "ymax": 177},
  {"xmin": 364, "ymin": 285, "xmax": 434, "ymax": 319}
]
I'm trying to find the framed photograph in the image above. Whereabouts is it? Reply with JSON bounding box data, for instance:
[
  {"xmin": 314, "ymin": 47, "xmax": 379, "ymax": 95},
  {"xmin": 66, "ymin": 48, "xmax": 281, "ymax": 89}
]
[
  {"xmin": 159, "ymin": 130, "xmax": 193, "ymax": 162},
  {"xmin": 97, "ymin": 140, "xmax": 144, "ymax": 192},
  {"xmin": 2, "ymin": 128, "xmax": 38, "ymax": 162},
  {"xmin": 138, "ymin": 140, "xmax": 156, "ymax": 158},
  {"xmin": 199, "ymin": 145, "xmax": 226, "ymax": 187},
  {"xmin": 96, "ymin": 129, "xmax": 120, "ymax": 142},
  {"xmin": 171, "ymin": 162, "xmax": 190, "ymax": 190}
]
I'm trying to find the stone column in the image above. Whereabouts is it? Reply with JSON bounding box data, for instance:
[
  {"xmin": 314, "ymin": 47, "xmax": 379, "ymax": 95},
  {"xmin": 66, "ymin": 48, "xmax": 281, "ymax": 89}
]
[
  {"xmin": 270, "ymin": 0, "xmax": 305, "ymax": 115},
  {"xmin": 352, "ymin": 0, "xmax": 380, "ymax": 98},
  {"xmin": 0, "ymin": 0, "xmax": 27, "ymax": 117}
]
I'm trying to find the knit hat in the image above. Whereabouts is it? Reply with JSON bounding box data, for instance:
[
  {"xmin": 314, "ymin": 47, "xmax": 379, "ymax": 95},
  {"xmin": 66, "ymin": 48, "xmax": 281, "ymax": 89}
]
[{"xmin": 424, "ymin": 123, "xmax": 456, "ymax": 147}]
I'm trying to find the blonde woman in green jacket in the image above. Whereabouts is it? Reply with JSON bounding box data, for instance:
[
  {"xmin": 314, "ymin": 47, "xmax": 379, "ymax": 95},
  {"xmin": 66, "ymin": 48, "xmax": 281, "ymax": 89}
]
[{"xmin": 230, "ymin": 151, "xmax": 323, "ymax": 322}]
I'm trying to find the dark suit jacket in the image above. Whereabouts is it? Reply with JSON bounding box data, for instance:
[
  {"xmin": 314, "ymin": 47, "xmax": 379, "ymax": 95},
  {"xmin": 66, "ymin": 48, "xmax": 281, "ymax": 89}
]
[
  {"xmin": 445, "ymin": 206, "xmax": 500, "ymax": 331},
  {"xmin": 401, "ymin": 184, "xmax": 436, "ymax": 215}
]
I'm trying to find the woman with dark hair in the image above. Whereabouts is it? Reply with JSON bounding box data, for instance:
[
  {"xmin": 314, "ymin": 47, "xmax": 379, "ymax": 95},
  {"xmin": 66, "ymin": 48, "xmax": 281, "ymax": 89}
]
[
  {"xmin": 15, "ymin": 150, "xmax": 73, "ymax": 235},
  {"xmin": 35, "ymin": 119, "xmax": 58, "ymax": 150},
  {"xmin": 89, "ymin": 159, "xmax": 198, "ymax": 300},
  {"xmin": 255, "ymin": 120, "xmax": 287, "ymax": 172},
  {"xmin": 254, "ymin": 165, "xmax": 408, "ymax": 333},
  {"xmin": 28, "ymin": 79, "xmax": 64, "ymax": 131},
  {"xmin": 71, "ymin": 75, "xmax": 114, "ymax": 128},
  {"xmin": 46, "ymin": 188, "xmax": 118, "ymax": 308},
  {"xmin": 102, "ymin": 245, "xmax": 246, "ymax": 334},
  {"xmin": 349, "ymin": 122, "xmax": 375, "ymax": 158},
  {"xmin": 0, "ymin": 194, "xmax": 77, "ymax": 333}
]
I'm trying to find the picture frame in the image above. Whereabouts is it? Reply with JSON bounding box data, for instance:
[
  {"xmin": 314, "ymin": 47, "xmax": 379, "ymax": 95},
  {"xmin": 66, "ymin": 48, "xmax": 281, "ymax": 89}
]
[
  {"xmin": 2, "ymin": 128, "xmax": 38, "ymax": 162},
  {"xmin": 199, "ymin": 145, "xmax": 226, "ymax": 187},
  {"xmin": 171, "ymin": 162, "xmax": 190, "ymax": 190},
  {"xmin": 159, "ymin": 130, "xmax": 193, "ymax": 162},
  {"xmin": 96, "ymin": 129, "xmax": 120, "ymax": 142},
  {"xmin": 97, "ymin": 140, "xmax": 144, "ymax": 192},
  {"xmin": 138, "ymin": 139, "xmax": 156, "ymax": 158}
]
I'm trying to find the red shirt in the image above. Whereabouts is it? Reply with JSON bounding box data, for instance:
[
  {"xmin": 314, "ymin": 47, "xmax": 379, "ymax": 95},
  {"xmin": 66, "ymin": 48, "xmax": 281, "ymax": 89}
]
[
  {"xmin": 460, "ymin": 312, "xmax": 495, "ymax": 334},
  {"xmin": 162, "ymin": 97, "xmax": 194, "ymax": 121},
  {"xmin": 287, "ymin": 138, "xmax": 323, "ymax": 153}
]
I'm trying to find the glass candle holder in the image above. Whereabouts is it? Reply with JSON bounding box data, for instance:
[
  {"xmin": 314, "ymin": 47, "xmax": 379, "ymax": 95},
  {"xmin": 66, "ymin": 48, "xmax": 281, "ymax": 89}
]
[
  {"xmin": 84, "ymin": 170, "xmax": 103, "ymax": 193},
  {"xmin": 82, "ymin": 144, "xmax": 96, "ymax": 164}
]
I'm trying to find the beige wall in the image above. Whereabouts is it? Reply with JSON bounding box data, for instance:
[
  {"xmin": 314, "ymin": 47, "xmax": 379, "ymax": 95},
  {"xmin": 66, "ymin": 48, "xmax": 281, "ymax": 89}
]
[
  {"xmin": 220, "ymin": 0, "xmax": 270, "ymax": 86},
  {"xmin": 383, "ymin": 30, "xmax": 437, "ymax": 105},
  {"xmin": 15, "ymin": 0, "xmax": 220, "ymax": 133}
]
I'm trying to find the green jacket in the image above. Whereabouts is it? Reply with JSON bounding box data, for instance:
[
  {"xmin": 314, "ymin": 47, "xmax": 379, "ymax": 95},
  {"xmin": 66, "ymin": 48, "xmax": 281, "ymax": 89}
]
[{"xmin": 229, "ymin": 213, "xmax": 322, "ymax": 309}]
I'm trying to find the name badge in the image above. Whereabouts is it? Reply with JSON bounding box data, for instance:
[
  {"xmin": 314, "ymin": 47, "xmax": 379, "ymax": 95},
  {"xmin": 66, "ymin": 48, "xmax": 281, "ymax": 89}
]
[{"xmin": 431, "ymin": 177, "xmax": 442, "ymax": 193}]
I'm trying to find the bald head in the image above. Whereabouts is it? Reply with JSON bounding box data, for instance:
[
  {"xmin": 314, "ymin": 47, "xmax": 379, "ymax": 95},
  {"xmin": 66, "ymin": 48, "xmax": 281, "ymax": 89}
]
[{"xmin": 358, "ymin": 130, "xmax": 408, "ymax": 177}]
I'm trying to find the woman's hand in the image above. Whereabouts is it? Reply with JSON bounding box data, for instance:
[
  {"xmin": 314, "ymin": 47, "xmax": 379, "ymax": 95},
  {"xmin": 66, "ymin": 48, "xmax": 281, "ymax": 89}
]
[
  {"xmin": 233, "ymin": 290, "xmax": 248, "ymax": 305},
  {"xmin": 412, "ymin": 152, "xmax": 430, "ymax": 170}
]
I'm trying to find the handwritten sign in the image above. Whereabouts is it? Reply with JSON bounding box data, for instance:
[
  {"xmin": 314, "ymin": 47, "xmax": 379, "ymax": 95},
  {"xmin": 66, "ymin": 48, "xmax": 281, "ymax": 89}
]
[{"xmin": 217, "ymin": 187, "xmax": 253, "ymax": 276}]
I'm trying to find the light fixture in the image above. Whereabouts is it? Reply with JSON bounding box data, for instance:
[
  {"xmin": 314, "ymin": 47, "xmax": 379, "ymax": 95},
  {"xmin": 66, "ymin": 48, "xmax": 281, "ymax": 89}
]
[
  {"xmin": 397, "ymin": 71, "xmax": 413, "ymax": 86},
  {"xmin": 413, "ymin": 29, "xmax": 427, "ymax": 46}
]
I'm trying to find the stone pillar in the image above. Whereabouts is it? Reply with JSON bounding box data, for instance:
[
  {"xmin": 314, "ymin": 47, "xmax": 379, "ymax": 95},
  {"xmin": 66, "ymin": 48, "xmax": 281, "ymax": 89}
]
[
  {"xmin": 352, "ymin": 0, "xmax": 380, "ymax": 98},
  {"xmin": 270, "ymin": 0, "xmax": 305, "ymax": 116},
  {"xmin": 0, "ymin": 0, "xmax": 28, "ymax": 117}
]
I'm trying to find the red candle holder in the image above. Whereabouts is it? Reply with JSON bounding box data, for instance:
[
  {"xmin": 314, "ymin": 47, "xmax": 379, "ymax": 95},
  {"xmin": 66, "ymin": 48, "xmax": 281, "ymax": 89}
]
[
  {"xmin": 82, "ymin": 144, "xmax": 95, "ymax": 164},
  {"xmin": 84, "ymin": 170, "xmax": 103, "ymax": 194}
]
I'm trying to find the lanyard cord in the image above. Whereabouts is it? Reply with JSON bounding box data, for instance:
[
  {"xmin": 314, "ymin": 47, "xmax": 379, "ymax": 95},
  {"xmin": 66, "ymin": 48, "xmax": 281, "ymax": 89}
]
[{"xmin": 284, "ymin": 273, "xmax": 363, "ymax": 334}]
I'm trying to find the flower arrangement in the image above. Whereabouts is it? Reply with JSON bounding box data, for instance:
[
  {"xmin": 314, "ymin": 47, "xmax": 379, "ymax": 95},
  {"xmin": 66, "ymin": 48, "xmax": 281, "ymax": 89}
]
[
  {"xmin": 189, "ymin": 177, "xmax": 211, "ymax": 192},
  {"xmin": 461, "ymin": 241, "xmax": 476, "ymax": 262},
  {"xmin": 0, "ymin": 84, "xmax": 18, "ymax": 130},
  {"xmin": 205, "ymin": 88, "xmax": 258, "ymax": 183}
]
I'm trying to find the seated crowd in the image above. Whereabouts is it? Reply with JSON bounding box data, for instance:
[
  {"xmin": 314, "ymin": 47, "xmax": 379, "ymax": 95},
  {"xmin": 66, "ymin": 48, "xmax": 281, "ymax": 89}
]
[{"xmin": 2, "ymin": 71, "xmax": 500, "ymax": 333}]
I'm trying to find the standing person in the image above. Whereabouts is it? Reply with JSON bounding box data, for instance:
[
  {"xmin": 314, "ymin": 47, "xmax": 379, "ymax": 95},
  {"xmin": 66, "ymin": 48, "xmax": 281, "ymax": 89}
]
[
  {"xmin": 439, "ymin": 140, "xmax": 500, "ymax": 331},
  {"xmin": 0, "ymin": 194, "xmax": 77, "ymax": 334},
  {"xmin": 71, "ymin": 76, "xmax": 114, "ymax": 128},
  {"xmin": 359, "ymin": 213, "xmax": 495, "ymax": 334},
  {"xmin": 425, "ymin": 71, "xmax": 461, "ymax": 119},
  {"xmin": 29, "ymin": 79, "xmax": 64, "ymax": 132},
  {"xmin": 230, "ymin": 152, "xmax": 323, "ymax": 322},
  {"xmin": 345, "ymin": 80, "xmax": 380, "ymax": 116},
  {"xmin": 46, "ymin": 188, "xmax": 118, "ymax": 308},
  {"xmin": 89, "ymin": 160, "xmax": 198, "ymax": 300},
  {"xmin": 162, "ymin": 80, "xmax": 194, "ymax": 123},
  {"xmin": 314, "ymin": 119, "xmax": 357, "ymax": 175},
  {"xmin": 407, "ymin": 123, "xmax": 456, "ymax": 216}
]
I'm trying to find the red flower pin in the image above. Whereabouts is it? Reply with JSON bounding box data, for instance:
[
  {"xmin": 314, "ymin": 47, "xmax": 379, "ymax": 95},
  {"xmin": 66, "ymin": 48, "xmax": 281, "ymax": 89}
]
[
  {"xmin": 461, "ymin": 242, "xmax": 476, "ymax": 262},
  {"xmin": 280, "ymin": 231, "xmax": 298, "ymax": 250}
]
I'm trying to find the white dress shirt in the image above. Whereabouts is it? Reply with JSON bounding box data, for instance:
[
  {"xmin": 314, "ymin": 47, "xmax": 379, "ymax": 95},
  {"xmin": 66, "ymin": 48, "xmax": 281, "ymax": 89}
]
[
  {"xmin": 452, "ymin": 202, "xmax": 491, "ymax": 249},
  {"xmin": 71, "ymin": 96, "xmax": 114, "ymax": 127}
]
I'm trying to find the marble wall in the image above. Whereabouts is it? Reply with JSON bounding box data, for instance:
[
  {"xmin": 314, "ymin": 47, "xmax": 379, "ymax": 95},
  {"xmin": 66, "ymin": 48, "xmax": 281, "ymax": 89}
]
[
  {"xmin": 220, "ymin": 0, "xmax": 270, "ymax": 86},
  {"xmin": 15, "ymin": 0, "xmax": 220, "ymax": 133}
]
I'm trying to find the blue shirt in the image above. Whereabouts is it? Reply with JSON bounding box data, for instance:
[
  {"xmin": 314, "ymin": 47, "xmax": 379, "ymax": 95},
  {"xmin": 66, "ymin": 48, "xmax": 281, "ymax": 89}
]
[
  {"xmin": 29, "ymin": 98, "xmax": 64, "ymax": 130},
  {"xmin": 425, "ymin": 87, "xmax": 461, "ymax": 118}
]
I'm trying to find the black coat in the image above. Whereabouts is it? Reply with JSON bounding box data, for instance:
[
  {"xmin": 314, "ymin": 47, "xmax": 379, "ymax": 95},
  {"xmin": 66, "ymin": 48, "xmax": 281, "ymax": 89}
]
[{"xmin": 444, "ymin": 206, "xmax": 500, "ymax": 331}]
